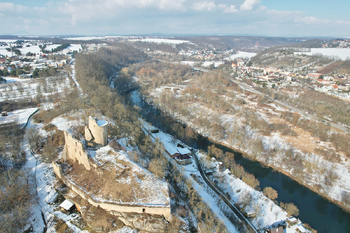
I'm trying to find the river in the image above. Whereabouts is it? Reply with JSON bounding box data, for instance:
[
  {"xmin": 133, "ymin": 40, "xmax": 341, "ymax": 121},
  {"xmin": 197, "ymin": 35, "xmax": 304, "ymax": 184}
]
[{"xmin": 129, "ymin": 90, "xmax": 350, "ymax": 233}]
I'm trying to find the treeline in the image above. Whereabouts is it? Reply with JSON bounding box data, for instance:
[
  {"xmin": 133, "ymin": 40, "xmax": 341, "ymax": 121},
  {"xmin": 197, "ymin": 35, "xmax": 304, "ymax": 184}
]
[
  {"xmin": 132, "ymin": 60, "xmax": 192, "ymax": 89},
  {"xmin": 278, "ymin": 89, "xmax": 350, "ymax": 127},
  {"xmin": 0, "ymin": 123, "xmax": 35, "ymax": 232},
  {"xmin": 51, "ymin": 43, "xmax": 70, "ymax": 53},
  {"xmin": 132, "ymin": 41, "xmax": 178, "ymax": 54}
]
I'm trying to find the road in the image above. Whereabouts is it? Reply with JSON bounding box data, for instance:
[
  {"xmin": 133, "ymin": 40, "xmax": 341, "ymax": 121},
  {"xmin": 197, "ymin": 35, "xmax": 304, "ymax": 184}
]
[
  {"xmin": 231, "ymin": 79, "xmax": 350, "ymax": 134},
  {"xmin": 191, "ymin": 150, "xmax": 258, "ymax": 233}
]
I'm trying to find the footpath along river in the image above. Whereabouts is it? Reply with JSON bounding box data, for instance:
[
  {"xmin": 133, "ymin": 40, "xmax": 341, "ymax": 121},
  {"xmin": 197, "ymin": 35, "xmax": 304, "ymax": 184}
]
[{"xmin": 129, "ymin": 90, "xmax": 350, "ymax": 233}]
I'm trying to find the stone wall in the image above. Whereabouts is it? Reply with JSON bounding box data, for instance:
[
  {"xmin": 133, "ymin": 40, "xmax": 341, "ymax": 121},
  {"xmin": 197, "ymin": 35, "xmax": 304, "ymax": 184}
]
[
  {"xmin": 62, "ymin": 131, "xmax": 91, "ymax": 170},
  {"xmin": 52, "ymin": 162, "xmax": 171, "ymax": 220},
  {"xmin": 85, "ymin": 116, "xmax": 108, "ymax": 147}
]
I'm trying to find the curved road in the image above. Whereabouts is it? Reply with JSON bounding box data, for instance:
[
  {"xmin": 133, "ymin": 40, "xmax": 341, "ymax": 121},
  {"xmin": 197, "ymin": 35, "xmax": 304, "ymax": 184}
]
[{"xmin": 191, "ymin": 150, "xmax": 258, "ymax": 233}]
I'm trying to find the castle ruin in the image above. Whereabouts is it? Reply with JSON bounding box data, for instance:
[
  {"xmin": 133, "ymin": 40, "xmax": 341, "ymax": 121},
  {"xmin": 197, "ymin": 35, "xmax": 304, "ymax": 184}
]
[
  {"xmin": 53, "ymin": 117, "xmax": 171, "ymax": 226},
  {"xmin": 61, "ymin": 117, "xmax": 108, "ymax": 170},
  {"xmin": 85, "ymin": 116, "xmax": 108, "ymax": 147}
]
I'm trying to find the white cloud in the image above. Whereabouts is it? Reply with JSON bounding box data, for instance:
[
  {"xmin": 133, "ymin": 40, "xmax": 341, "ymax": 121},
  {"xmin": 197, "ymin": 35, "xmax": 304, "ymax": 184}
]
[
  {"xmin": 0, "ymin": 2, "xmax": 15, "ymax": 11},
  {"xmin": 60, "ymin": 0, "xmax": 187, "ymax": 24},
  {"xmin": 240, "ymin": 0, "xmax": 260, "ymax": 11},
  {"xmin": 223, "ymin": 5, "xmax": 239, "ymax": 13},
  {"xmin": 192, "ymin": 1, "xmax": 217, "ymax": 11},
  {"xmin": 217, "ymin": 4, "xmax": 238, "ymax": 13},
  {"xmin": 159, "ymin": 0, "xmax": 186, "ymax": 10},
  {"xmin": 296, "ymin": 16, "xmax": 330, "ymax": 24},
  {"xmin": 336, "ymin": 20, "xmax": 350, "ymax": 26}
]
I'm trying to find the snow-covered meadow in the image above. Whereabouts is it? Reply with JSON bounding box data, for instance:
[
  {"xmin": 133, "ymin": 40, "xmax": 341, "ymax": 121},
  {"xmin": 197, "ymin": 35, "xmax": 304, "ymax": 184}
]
[
  {"xmin": 295, "ymin": 48, "xmax": 350, "ymax": 60},
  {"xmin": 0, "ymin": 40, "xmax": 81, "ymax": 57},
  {"xmin": 129, "ymin": 38, "xmax": 190, "ymax": 44},
  {"xmin": 225, "ymin": 51, "xmax": 257, "ymax": 60}
]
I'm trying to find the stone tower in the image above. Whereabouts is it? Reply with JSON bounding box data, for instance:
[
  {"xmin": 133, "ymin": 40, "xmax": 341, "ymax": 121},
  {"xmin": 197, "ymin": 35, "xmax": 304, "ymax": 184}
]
[{"xmin": 85, "ymin": 116, "xmax": 108, "ymax": 147}]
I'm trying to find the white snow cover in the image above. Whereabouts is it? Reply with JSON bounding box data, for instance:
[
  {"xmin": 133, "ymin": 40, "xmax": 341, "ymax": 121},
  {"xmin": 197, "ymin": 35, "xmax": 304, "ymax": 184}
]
[
  {"xmin": 225, "ymin": 51, "xmax": 257, "ymax": 60},
  {"xmin": 295, "ymin": 48, "xmax": 350, "ymax": 60},
  {"xmin": 144, "ymin": 81, "xmax": 350, "ymax": 212},
  {"xmin": 0, "ymin": 107, "xmax": 38, "ymax": 125},
  {"xmin": 201, "ymin": 60, "xmax": 224, "ymax": 67},
  {"xmin": 60, "ymin": 199, "xmax": 74, "ymax": 211},
  {"xmin": 129, "ymin": 38, "xmax": 190, "ymax": 44},
  {"xmin": 89, "ymin": 145, "xmax": 170, "ymax": 206},
  {"xmin": 64, "ymin": 36, "xmax": 120, "ymax": 41},
  {"xmin": 97, "ymin": 119, "xmax": 108, "ymax": 127},
  {"xmin": 142, "ymin": 121, "xmax": 301, "ymax": 232}
]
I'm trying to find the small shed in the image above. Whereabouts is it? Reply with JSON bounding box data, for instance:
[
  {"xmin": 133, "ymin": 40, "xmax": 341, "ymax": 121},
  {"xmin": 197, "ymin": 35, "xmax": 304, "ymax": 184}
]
[
  {"xmin": 296, "ymin": 225, "xmax": 307, "ymax": 233},
  {"xmin": 178, "ymin": 148, "xmax": 191, "ymax": 156},
  {"xmin": 60, "ymin": 199, "xmax": 74, "ymax": 212},
  {"xmin": 1, "ymin": 111, "xmax": 7, "ymax": 116},
  {"xmin": 267, "ymin": 226, "xmax": 284, "ymax": 233},
  {"xmin": 244, "ymin": 206, "xmax": 256, "ymax": 218},
  {"xmin": 287, "ymin": 216, "xmax": 298, "ymax": 225}
]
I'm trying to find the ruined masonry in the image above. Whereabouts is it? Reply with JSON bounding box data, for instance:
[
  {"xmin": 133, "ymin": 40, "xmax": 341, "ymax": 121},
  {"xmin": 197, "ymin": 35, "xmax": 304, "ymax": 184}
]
[
  {"xmin": 53, "ymin": 117, "xmax": 171, "ymax": 223},
  {"xmin": 61, "ymin": 116, "xmax": 108, "ymax": 170},
  {"xmin": 85, "ymin": 116, "xmax": 108, "ymax": 147}
]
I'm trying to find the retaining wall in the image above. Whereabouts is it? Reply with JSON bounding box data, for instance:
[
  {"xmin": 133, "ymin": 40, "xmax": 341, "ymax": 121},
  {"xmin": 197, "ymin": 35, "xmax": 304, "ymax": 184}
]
[{"xmin": 53, "ymin": 162, "xmax": 171, "ymax": 220}]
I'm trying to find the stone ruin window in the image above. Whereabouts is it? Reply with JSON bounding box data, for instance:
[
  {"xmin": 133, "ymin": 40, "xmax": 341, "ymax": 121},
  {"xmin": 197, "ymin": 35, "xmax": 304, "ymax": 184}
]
[{"xmin": 142, "ymin": 208, "xmax": 145, "ymax": 213}]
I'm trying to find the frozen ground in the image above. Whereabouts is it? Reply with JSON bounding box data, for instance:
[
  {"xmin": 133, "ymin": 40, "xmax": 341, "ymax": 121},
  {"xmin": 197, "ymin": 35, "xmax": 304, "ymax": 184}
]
[
  {"xmin": 0, "ymin": 75, "xmax": 71, "ymax": 102},
  {"xmin": 129, "ymin": 38, "xmax": 190, "ymax": 44},
  {"xmin": 225, "ymin": 51, "xmax": 257, "ymax": 60},
  {"xmin": 0, "ymin": 107, "xmax": 38, "ymax": 126},
  {"xmin": 23, "ymin": 117, "xmax": 83, "ymax": 232},
  {"xmin": 63, "ymin": 36, "xmax": 121, "ymax": 41},
  {"xmin": 86, "ymin": 145, "xmax": 170, "ymax": 206},
  {"xmin": 201, "ymin": 60, "xmax": 224, "ymax": 67},
  {"xmin": 0, "ymin": 42, "xmax": 81, "ymax": 56},
  {"xmin": 295, "ymin": 48, "xmax": 350, "ymax": 60}
]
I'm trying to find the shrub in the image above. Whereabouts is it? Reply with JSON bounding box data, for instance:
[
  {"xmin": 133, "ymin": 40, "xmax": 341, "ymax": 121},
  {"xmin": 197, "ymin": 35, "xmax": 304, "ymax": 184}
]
[
  {"xmin": 263, "ymin": 187, "xmax": 278, "ymax": 200},
  {"xmin": 280, "ymin": 202, "xmax": 299, "ymax": 216}
]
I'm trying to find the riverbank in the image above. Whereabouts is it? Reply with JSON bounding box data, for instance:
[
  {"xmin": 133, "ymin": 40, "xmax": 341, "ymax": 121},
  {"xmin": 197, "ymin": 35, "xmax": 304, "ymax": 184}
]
[
  {"xmin": 217, "ymin": 140, "xmax": 350, "ymax": 214},
  {"xmin": 131, "ymin": 90, "xmax": 350, "ymax": 233}
]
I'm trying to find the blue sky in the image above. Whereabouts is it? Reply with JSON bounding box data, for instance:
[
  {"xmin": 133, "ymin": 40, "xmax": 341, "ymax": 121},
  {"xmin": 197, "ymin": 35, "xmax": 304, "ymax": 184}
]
[{"xmin": 0, "ymin": 0, "xmax": 349, "ymax": 37}]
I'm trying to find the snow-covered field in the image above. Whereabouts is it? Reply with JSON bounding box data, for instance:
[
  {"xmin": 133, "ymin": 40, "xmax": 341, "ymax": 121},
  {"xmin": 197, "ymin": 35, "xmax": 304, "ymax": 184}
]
[
  {"xmin": 0, "ymin": 107, "xmax": 38, "ymax": 126},
  {"xmin": 63, "ymin": 36, "xmax": 120, "ymax": 41},
  {"xmin": 180, "ymin": 61, "xmax": 198, "ymax": 66},
  {"xmin": 201, "ymin": 60, "xmax": 224, "ymax": 67},
  {"xmin": 129, "ymin": 38, "xmax": 190, "ymax": 44},
  {"xmin": 295, "ymin": 48, "xmax": 350, "ymax": 60},
  {"xmin": 0, "ymin": 41, "xmax": 81, "ymax": 56},
  {"xmin": 0, "ymin": 43, "xmax": 60, "ymax": 56},
  {"xmin": 225, "ymin": 51, "xmax": 257, "ymax": 60},
  {"xmin": 0, "ymin": 75, "xmax": 72, "ymax": 102}
]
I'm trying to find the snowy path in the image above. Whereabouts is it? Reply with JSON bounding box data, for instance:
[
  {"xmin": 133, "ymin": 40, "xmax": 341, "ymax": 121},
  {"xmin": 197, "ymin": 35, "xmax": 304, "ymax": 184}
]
[
  {"xmin": 143, "ymin": 125, "xmax": 240, "ymax": 232},
  {"xmin": 191, "ymin": 150, "xmax": 258, "ymax": 232},
  {"xmin": 23, "ymin": 116, "xmax": 82, "ymax": 232}
]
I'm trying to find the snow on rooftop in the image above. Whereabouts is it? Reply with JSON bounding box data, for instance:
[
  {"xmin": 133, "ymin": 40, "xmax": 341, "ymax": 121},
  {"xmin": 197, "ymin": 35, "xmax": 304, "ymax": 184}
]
[
  {"xmin": 60, "ymin": 199, "xmax": 74, "ymax": 211},
  {"xmin": 178, "ymin": 147, "xmax": 191, "ymax": 155},
  {"xmin": 97, "ymin": 119, "xmax": 108, "ymax": 127}
]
